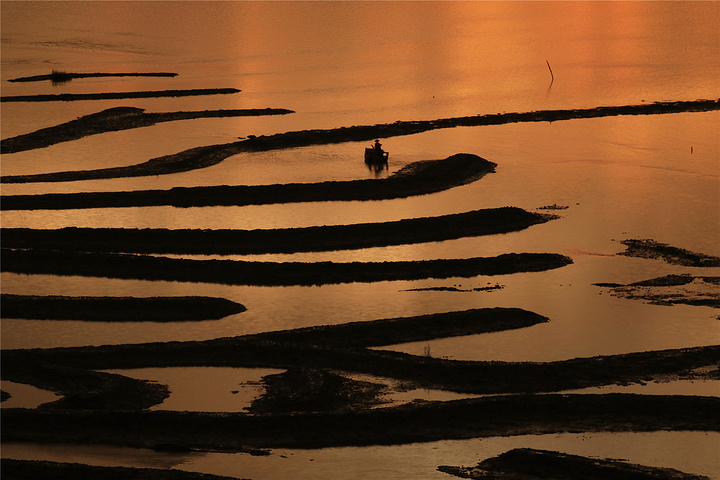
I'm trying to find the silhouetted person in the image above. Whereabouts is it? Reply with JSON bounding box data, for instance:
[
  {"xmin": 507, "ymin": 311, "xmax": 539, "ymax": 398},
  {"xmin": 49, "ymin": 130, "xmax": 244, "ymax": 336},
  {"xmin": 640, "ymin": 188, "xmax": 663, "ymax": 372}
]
[{"xmin": 373, "ymin": 139, "xmax": 383, "ymax": 152}]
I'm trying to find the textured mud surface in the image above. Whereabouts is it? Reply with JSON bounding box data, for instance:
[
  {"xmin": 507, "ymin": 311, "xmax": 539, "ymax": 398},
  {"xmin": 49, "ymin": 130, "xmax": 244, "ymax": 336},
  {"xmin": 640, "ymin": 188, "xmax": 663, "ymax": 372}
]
[
  {"xmin": 0, "ymin": 87, "xmax": 241, "ymax": 103},
  {"xmin": 2, "ymin": 459, "xmax": 247, "ymax": 480},
  {"xmin": 1, "ymin": 153, "xmax": 496, "ymax": 208},
  {"xmin": 618, "ymin": 239, "xmax": 720, "ymax": 267},
  {"xmin": 595, "ymin": 274, "xmax": 720, "ymax": 309},
  {"xmin": 1, "ymin": 106, "xmax": 294, "ymax": 154},
  {"xmin": 438, "ymin": 448, "xmax": 711, "ymax": 479},
  {"xmin": 1, "ymin": 207, "xmax": 552, "ymax": 254},
  {"xmin": 2, "ymin": 99, "xmax": 717, "ymax": 183},
  {"xmin": 0, "ymin": 294, "xmax": 247, "ymax": 321}
]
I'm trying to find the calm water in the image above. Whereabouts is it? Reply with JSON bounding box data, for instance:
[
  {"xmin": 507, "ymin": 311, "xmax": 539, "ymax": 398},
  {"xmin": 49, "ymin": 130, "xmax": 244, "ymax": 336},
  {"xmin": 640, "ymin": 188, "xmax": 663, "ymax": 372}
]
[{"xmin": 1, "ymin": 1, "xmax": 719, "ymax": 478}]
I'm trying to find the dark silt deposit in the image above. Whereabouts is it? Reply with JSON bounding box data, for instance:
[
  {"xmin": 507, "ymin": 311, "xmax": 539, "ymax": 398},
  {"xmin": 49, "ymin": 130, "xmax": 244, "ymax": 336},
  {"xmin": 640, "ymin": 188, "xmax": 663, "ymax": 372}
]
[
  {"xmin": 1, "ymin": 99, "xmax": 717, "ymax": 184},
  {"xmin": 2, "ymin": 394, "xmax": 718, "ymax": 450},
  {"xmin": 618, "ymin": 239, "xmax": 720, "ymax": 267},
  {"xmin": 7, "ymin": 71, "xmax": 179, "ymax": 83},
  {"xmin": 1, "ymin": 459, "xmax": 247, "ymax": 480},
  {"xmin": 1, "ymin": 207, "xmax": 553, "ymax": 254},
  {"xmin": 0, "ymin": 294, "xmax": 247, "ymax": 321},
  {"xmin": 0, "ymin": 87, "xmax": 241, "ymax": 103},
  {"xmin": 0, "ymin": 249, "xmax": 572, "ymax": 286},
  {"xmin": 248, "ymin": 367, "xmax": 387, "ymax": 414},
  {"xmin": 594, "ymin": 274, "xmax": 720, "ymax": 308},
  {"xmin": 1, "ymin": 106, "xmax": 294, "ymax": 154},
  {"xmin": 438, "ymin": 448, "xmax": 712, "ymax": 479},
  {"xmin": 0, "ymin": 154, "xmax": 496, "ymax": 209},
  {"xmin": 3, "ymin": 305, "xmax": 719, "ymax": 450}
]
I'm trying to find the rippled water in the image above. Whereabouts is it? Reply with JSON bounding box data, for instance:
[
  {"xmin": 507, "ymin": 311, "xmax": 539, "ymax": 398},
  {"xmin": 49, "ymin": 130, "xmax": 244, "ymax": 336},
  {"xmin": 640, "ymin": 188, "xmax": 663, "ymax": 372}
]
[{"xmin": 2, "ymin": 1, "xmax": 719, "ymax": 478}]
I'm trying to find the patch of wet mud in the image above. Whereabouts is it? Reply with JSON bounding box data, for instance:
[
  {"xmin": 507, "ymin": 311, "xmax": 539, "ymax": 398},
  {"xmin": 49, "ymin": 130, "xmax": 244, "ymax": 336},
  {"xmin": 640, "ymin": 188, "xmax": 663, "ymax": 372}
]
[
  {"xmin": 595, "ymin": 275, "xmax": 720, "ymax": 308},
  {"xmin": 438, "ymin": 447, "xmax": 711, "ymax": 479},
  {"xmin": 403, "ymin": 284, "xmax": 504, "ymax": 293},
  {"xmin": 1, "ymin": 459, "xmax": 247, "ymax": 480},
  {"xmin": 0, "ymin": 294, "xmax": 246, "ymax": 321},
  {"xmin": 0, "ymin": 87, "xmax": 241, "ymax": 103},
  {"xmin": 248, "ymin": 367, "xmax": 387, "ymax": 414},
  {"xmin": 0, "ymin": 249, "xmax": 572, "ymax": 286},
  {"xmin": 618, "ymin": 239, "xmax": 720, "ymax": 267},
  {"xmin": 1, "ymin": 207, "xmax": 550, "ymax": 254},
  {"xmin": 2, "ymin": 99, "xmax": 717, "ymax": 183},
  {"xmin": 1, "ymin": 106, "xmax": 294, "ymax": 154},
  {"xmin": 8, "ymin": 71, "xmax": 178, "ymax": 83},
  {"xmin": 1, "ymin": 154, "xmax": 496, "ymax": 209}
]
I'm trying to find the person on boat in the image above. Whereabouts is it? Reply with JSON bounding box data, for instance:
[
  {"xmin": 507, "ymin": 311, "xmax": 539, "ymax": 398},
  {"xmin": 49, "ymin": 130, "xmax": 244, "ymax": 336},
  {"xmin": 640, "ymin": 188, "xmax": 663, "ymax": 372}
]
[{"xmin": 373, "ymin": 139, "xmax": 383, "ymax": 153}]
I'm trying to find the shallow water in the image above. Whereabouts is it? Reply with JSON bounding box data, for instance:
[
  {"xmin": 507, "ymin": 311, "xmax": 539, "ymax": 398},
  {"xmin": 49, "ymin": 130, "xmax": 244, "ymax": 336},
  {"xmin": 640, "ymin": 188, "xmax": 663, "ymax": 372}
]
[
  {"xmin": 1, "ymin": 1, "xmax": 719, "ymax": 476},
  {"xmin": 0, "ymin": 381, "xmax": 62, "ymax": 409}
]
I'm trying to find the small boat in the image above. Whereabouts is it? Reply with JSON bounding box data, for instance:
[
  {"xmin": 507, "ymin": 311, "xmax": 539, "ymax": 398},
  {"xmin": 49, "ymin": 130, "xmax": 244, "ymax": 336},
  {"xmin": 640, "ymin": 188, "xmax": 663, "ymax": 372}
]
[{"xmin": 364, "ymin": 147, "xmax": 389, "ymax": 163}]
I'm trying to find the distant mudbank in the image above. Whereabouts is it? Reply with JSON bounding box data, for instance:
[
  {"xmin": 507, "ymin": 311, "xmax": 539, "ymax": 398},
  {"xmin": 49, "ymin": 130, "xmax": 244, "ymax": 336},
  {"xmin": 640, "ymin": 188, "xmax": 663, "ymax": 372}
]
[
  {"xmin": 438, "ymin": 448, "xmax": 711, "ymax": 480},
  {"xmin": 0, "ymin": 249, "xmax": 572, "ymax": 286},
  {"xmin": 2, "ymin": 460, "xmax": 242, "ymax": 480},
  {"xmin": 619, "ymin": 239, "xmax": 720, "ymax": 267},
  {"xmin": 1, "ymin": 154, "xmax": 496, "ymax": 210},
  {"xmin": 3, "ymin": 394, "xmax": 718, "ymax": 450},
  {"xmin": 0, "ymin": 87, "xmax": 240, "ymax": 103},
  {"xmin": 1, "ymin": 106, "xmax": 295, "ymax": 154},
  {"xmin": 2, "ymin": 98, "xmax": 717, "ymax": 184},
  {"xmin": 8, "ymin": 71, "xmax": 178, "ymax": 83},
  {"xmin": 0, "ymin": 294, "xmax": 246, "ymax": 321},
  {"xmin": 2, "ymin": 207, "xmax": 551, "ymax": 254}
]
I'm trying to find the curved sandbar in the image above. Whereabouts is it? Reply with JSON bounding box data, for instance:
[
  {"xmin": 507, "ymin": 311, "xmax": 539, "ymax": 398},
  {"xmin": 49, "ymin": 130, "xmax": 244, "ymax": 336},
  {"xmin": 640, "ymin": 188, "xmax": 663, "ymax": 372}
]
[
  {"xmin": 0, "ymin": 294, "xmax": 246, "ymax": 321},
  {"xmin": 0, "ymin": 249, "xmax": 572, "ymax": 286},
  {"xmin": 1, "ymin": 207, "xmax": 552, "ymax": 254},
  {"xmin": 1, "ymin": 106, "xmax": 295, "ymax": 154},
  {"xmin": 8, "ymin": 71, "xmax": 178, "ymax": 83},
  {"xmin": 1, "ymin": 98, "xmax": 716, "ymax": 184},
  {"xmin": 1, "ymin": 153, "xmax": 497, "ymax": 210},
  {"xmin": 0, "ymin": 87, "xmax": 240, "ymax": 103}
]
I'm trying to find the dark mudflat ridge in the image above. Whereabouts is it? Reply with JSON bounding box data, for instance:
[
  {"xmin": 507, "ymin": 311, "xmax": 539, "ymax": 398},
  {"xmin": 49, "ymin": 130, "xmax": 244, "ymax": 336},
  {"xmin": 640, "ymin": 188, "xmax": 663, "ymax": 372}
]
[
  {"xmin": 3, "ymin": 309, "xmax": 717, "ymax": 398},
  {"xmin": 1, "ymin": 207, "xmax": 552, "ymax": 254},
  {"xmin": 1, "ymin": 99, "xmax": 716, "ymax": 184},
  {"xmin": 438, "ymin": 448, "xmax": 711, "ymax": 479},
  {"xmin": 0, "ymin": 248, "xmax": 572, "ymax": 286},
  {"xmin": 1, "ymin": 106, "xmax": 295, "ymax": 154},
  {"xmin": 0, "ymin": 87, "xmax": 240, "ymax": 103},
  {"xmin": 2, "ymin": 459, "xmax": 246, "ymax": 480},
  {"xmin": 3, "ymin": 305, "xmax": 719, "ymax": 449},
  {"xmin": 0, "ymin": 294, "xmax": 246, "ymax": 321},
  {"xmin": 619, "ymin": 239, "xmax": 720, "ymax": 267},
  {"xmin": 1, "ymin": 154, "xmax": 497, "ymax": 210},
  {"xmin": 8, "ymin": 71, "xmax": 179, "ymax": 82},
  {"xmin": 2, "ymin": 394, "xmax": 718, "ymax": 450}
]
